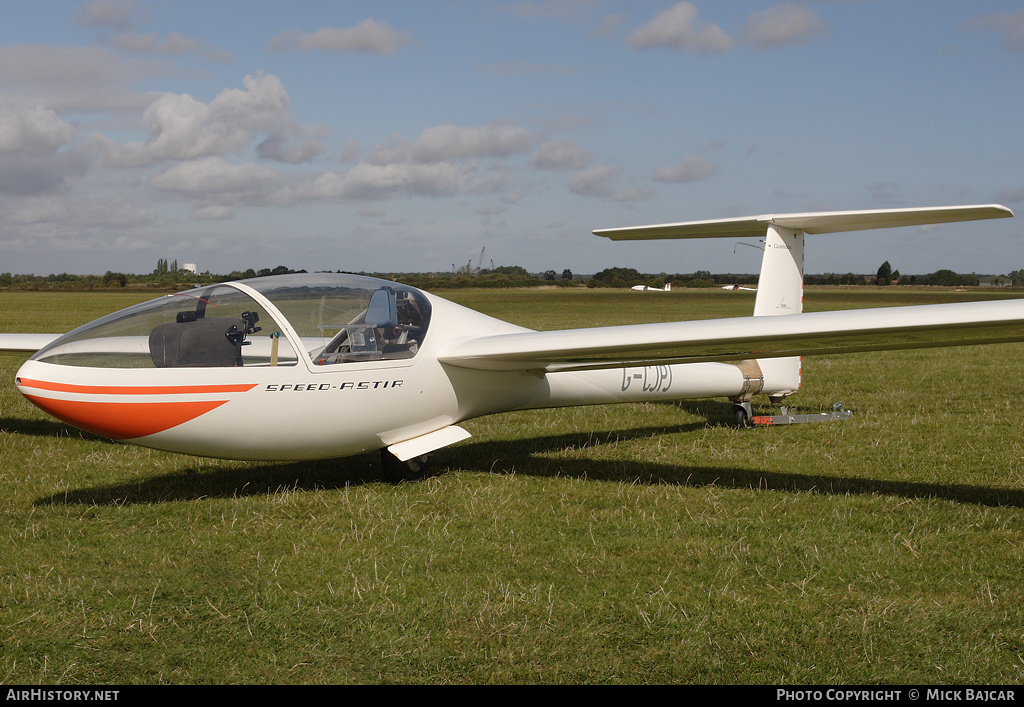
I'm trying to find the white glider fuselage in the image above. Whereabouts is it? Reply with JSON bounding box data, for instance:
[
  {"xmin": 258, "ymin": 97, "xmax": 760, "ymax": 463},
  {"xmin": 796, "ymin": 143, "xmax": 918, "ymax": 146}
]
[{"xmin": 14, "ymin": 289, "xmax": 755, "ymax": 462}]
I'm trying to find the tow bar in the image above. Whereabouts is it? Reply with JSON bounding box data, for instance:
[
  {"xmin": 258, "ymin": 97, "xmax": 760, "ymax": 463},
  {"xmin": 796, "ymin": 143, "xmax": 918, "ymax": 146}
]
[{"xmin": 752, "ymin": 402, "xmax": 852, "ymax": 426}]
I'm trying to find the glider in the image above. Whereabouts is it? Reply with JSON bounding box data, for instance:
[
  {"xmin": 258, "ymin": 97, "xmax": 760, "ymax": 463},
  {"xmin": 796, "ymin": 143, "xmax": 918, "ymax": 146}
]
[{"xmin": 1, "ymin": 204, "xmax": 1020, "ymax": 481}]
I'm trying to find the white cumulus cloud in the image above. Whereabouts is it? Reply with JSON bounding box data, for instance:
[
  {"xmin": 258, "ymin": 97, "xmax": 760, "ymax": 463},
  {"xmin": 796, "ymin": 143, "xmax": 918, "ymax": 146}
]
[
  {"xmin": 103, "ymin": 74, "xmax": 324, "ymax": 168},
  {"xmin": 267, "ymin": 19, "xmax": 411, "ymax": 55},
  {"xmin": 148, "ymin": 157, "xmax": 280, "ymax": 196},
  {"xmin": 626, "ymin": 2, "xmax": 734, "ymax": 53},
  {"xmin": 0, "ymin": 106, "xmax": 75, "ymax": 154},
  {"xmin": 530, "ymin": 139, "xmax": 592, "ymax": 170},
  {"xmin": 569, "ymin": 164, "xmax": 654, "ymax": 203},
  {"xmin": 411, "ymin": 124, "xmax": 532, "ymax": 163},
  {"xmin": 311, "ymin": 162, "xmax": 465, "ymax": 202},
  {"xmin": 367, "ymin": 124, "xmax": 533, "ymax": 165},
  {"xmin": 741, "ymin": 3, "xmax": 827, "ymax": 50}
]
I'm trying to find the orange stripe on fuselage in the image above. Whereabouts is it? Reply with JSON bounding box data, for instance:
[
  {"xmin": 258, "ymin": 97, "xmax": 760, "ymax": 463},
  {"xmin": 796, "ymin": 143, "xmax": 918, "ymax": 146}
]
[
  {"xmin": 17, "ymin": 379, "xmax": 257, "ymax": 440},
  {"xmin": 17, "ymin": 379, "xmax": 257, "ymax": 395},
  {"xmin": 22, "ymin": 396, "xmax": 231, "ymax": 440}
]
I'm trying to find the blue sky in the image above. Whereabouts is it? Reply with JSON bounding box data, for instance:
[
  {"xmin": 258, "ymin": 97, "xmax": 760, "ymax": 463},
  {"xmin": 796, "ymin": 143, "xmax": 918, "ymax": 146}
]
[{"xmin": 1, "ymin": 0, "xmax": 1021, "ymax": 278}]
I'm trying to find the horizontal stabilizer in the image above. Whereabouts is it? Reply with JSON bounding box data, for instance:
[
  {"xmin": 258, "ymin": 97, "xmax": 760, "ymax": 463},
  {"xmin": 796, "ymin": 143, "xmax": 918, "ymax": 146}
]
[
  {"xmin": 438, "ymin": 299, "xmax": 1024, "ymax": 373},
  {"xmin": 593, "ymin": 204, "xmax": 1012, "ymax": 241}
]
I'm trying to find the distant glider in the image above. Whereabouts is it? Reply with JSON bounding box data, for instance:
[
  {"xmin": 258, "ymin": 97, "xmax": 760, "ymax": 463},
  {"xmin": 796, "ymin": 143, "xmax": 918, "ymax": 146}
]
[{"xmin": 1, "ymin": 203, "xmax": 1019, "ymax": 481}]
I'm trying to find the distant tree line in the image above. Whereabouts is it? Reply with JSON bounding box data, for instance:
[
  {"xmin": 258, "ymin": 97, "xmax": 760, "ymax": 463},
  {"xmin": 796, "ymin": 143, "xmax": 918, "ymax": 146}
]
[
  {"xmin": 586, "ymin": 267, "xmax": 756, "ymax": 289},
  {"xmin": 0, "ymin": 258, "xmax": 1020, "ymax": 291},
  {"xmin": 869, "ymin": 260, "xmax": 1009, "ymax": 288},
  {"xmin": 0, "ymin": 263, "xmax": 308, "ymax": 291},
  {"xmin": 359, "ymin": 265, "xmax": 578, "ymax": 290}
]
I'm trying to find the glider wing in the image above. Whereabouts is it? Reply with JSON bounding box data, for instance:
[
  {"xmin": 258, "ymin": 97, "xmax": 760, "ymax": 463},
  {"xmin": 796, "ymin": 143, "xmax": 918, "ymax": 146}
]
[
  {"xmin": 437, "ymin": 298, "xmax": 1024, "ymax": 372},
  {"xmin": 593, "ymin": 204, "xmax": 1013, "ymax": 240},
  {"xmin": 0, "ymin": 334, "xmax": 61, "ymax": 353}
]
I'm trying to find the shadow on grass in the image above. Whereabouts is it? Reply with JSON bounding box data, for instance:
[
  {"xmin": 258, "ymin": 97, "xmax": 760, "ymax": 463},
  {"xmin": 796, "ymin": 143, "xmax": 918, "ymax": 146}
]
[
  {"xmin": 442, "ymin": 426, "xmax": 1024, "ymax": 509},
  {"xmin": 31, "ymin": 412, "xmax": 1024, "ymax": 509},
  {"xmin": 34, "ymin": 455, "xmax": 381, "ymax": 508},
  {"xmin": 0, "ymin": 416, "xmax": 111, "ymax": 442}
]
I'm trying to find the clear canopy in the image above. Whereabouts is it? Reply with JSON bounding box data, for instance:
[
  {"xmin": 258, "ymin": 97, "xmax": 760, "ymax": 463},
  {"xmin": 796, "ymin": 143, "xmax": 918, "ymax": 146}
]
[{"xmin": 32, "ymin": 273, "xmax": 432, "ymax": 369}]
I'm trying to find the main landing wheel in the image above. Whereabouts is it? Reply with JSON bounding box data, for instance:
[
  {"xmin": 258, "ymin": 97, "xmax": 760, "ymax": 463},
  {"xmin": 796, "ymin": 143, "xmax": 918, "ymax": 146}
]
[
  {"xmin": 380, "ymin": 448, "xmax": 433, "ymax": 483},
  {"xmin": 733, "ymin": 402, "xmax": 753, "ymax": 429}
]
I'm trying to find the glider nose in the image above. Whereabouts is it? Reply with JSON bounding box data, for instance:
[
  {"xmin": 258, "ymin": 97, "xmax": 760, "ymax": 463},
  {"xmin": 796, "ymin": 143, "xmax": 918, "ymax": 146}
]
[{"xmin": 14, "ymin": 363, "xmax": 247, "ymax": 441}]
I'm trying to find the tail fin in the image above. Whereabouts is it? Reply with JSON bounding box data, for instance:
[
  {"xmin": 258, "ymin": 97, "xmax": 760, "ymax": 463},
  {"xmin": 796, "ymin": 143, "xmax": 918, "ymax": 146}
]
[
  {"xmin": 593, "ymin": 204, "xmax": 1013, "ymax": 400},
  {"xmin": 752, "ymin": 224, "xmax": 804, "ymax": 398},
  {"xmin": 753, "ymin": 224, "xmax": 803, "ymax": 317}
]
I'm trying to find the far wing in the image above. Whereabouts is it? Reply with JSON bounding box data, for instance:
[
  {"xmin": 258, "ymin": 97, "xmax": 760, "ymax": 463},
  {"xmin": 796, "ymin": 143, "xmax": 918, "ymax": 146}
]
[
  {"xmin": 593, "ymin": 204, "xmax": 1013, "ymax": 240},
  {"xmin": 437, "ymin": 299, "xmax": 1024, "ymax": 372},
  {"xmin": 0, "ymin": 334, "xmax": 61, "ymax": 354}
]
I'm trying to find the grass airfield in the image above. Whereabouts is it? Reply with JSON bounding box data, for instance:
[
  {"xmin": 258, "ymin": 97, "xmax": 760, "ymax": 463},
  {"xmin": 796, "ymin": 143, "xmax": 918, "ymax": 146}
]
[{"xmin": 1, "ymin": 286, "xmax": 1022, "ymax": 684}]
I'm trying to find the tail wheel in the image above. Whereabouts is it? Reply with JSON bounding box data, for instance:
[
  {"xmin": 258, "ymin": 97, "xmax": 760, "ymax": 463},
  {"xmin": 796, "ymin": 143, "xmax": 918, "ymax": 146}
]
[{"xmin": 380, "ymin": 448, "xmax": 433, "ymax": 483}]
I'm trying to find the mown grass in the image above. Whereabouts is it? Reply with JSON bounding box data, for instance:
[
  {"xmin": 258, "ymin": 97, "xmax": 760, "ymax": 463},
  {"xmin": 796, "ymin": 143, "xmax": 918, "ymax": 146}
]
[{"xmin": 1, "ymin": 286, "xmax": 1022, "ymax": 684}]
